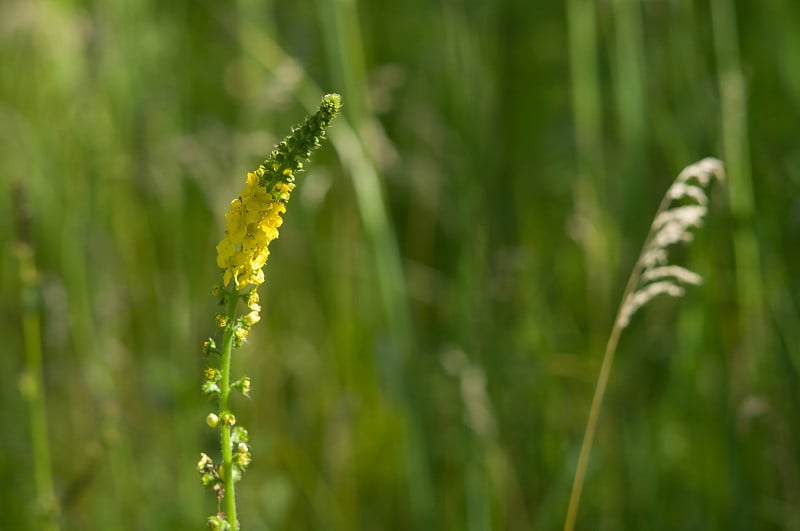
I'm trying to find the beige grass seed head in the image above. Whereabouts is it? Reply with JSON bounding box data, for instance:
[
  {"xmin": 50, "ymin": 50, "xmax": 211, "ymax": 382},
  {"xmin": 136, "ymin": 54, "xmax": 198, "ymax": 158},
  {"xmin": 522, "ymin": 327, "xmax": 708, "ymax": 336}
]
[{"xmin": 617, "ymin": 157, "xmax": 725, "ymax": 328}]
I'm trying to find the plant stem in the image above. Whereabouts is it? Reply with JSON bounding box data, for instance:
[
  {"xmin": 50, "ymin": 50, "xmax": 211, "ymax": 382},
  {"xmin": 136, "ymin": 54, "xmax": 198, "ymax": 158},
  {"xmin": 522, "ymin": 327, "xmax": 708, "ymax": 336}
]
[
  {"xmin": 563, "ymin": 186, "xmax": 683, "ymax": 531},
  {"xmin": 710, "ymin": 0, "xmax": 765, "ymax": 381},
  {"xmin": 219, "ymin": 292, "xmax": 240, "ymax": 529},
  {"xmin": 562, "ymin": 317, "xmax": 624, "ymax": 531},
  {"xmin": 311, "ymin": 3, "xmax": 434, "ymax": 525},
  {"xmin": 17, "ymin": 245, "xmax": 60, "ymax": 531}
]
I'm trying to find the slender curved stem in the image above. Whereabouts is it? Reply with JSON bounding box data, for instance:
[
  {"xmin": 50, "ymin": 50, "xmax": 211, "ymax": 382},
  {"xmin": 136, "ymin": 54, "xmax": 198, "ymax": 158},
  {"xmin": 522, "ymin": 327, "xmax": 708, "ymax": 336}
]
[
  {"xmin": 563, "ymin": 188, "xmax": 674, "ymax": 531},
  {"xmin": 562, "ymin": 318, "xmax": 624, "ymax": 531}
]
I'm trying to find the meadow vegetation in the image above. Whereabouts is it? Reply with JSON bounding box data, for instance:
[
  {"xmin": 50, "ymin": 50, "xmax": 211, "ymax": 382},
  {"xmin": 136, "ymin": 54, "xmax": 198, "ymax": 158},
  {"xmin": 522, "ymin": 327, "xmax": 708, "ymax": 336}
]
[{"xmin": 1, "ymin": 0, "xmax": 798, "ymax": 529}]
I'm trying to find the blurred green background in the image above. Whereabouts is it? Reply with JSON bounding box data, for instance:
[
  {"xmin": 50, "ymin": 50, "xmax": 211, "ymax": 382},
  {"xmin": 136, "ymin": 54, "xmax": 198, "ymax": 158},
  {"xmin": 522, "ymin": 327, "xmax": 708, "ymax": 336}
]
[{"xmin": 1, "ymin": 0, "xmax": 799, "ymax": 529}]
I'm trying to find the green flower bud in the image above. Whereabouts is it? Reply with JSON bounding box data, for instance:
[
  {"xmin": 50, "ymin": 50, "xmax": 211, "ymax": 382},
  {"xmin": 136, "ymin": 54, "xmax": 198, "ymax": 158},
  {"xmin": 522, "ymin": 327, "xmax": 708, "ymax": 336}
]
[
  {"xmin": 202, "ymin": 381, "xmax": 221, "ymax": 396},
  {"xmin": 231, "ymin": 426, "xmax": 249, "ymax": 445},
  {"xmin": 231, "ymin": 376, "xmax": 251, "ymax": 398},
  {"xmin": 201, "ymin": 472, "xmax": 218, "ymax": 487},
  {"xmin": 207, "ymin": 514, "xmax": 231, "ymax": 530},
  {"xmin": 202, "ymin": 339, "xmax": 218, "ymax": 355},
  {"xmin": 235, "ymin": 442, "xmax": 252, "ymax": 469}
]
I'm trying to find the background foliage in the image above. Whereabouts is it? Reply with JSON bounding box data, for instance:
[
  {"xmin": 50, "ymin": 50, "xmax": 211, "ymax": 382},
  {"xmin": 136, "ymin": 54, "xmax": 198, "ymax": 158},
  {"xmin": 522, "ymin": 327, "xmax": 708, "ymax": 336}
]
[{"xmin": 1, "ymin": 0, "xmax": 798, "ymax": 529}]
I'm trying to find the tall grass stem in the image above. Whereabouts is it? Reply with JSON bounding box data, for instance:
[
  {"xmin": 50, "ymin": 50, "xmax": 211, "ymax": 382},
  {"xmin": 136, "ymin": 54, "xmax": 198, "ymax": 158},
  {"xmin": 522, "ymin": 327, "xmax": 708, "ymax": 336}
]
[
  {"xmin": 17, "ymin": 254, "xmax": 60, "ymax": 531},
  {"xmin": 710, "ymin": 0, "xmax": 765, "ymax": 377},
  {"xmin": 14, "ymin": 185, "xmax": 60, "ymax": 531},
  {"xmin": 563, "ymin": 158, "xmax": 724, "ymax": 531}
]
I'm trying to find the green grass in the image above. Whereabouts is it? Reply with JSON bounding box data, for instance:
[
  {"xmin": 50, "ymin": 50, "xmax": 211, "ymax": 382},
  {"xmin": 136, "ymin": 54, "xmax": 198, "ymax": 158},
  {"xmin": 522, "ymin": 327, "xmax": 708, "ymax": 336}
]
[{"xmin": 1, "ymin": 0, "xmax": 798, "ymax": 529}]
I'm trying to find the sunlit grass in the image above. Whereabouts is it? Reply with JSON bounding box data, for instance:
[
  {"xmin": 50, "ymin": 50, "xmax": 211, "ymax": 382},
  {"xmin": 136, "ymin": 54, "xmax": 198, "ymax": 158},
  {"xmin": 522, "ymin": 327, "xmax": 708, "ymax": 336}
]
[{"xmin": 0, "ymin": 0, "xmax": 795, "ymax": 529}]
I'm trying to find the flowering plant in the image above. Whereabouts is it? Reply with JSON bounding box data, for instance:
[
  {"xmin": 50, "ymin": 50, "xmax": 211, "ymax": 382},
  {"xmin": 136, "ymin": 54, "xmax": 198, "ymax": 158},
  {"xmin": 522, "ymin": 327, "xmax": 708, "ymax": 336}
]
[{"xmin": 199, "ymin": 94, "xmax": 341, "ymax": 530}]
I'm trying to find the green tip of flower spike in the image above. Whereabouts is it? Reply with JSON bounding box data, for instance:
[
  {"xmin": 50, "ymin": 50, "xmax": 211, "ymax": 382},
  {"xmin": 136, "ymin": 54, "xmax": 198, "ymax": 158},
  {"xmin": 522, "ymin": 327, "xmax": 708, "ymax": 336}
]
[
  {"xmin": 320, "ymin": 93, "xmax": 342, "ymax": 120},
  {"xmin": 268, "ymin": 93, "xmax": 342, "ymax": 184}
]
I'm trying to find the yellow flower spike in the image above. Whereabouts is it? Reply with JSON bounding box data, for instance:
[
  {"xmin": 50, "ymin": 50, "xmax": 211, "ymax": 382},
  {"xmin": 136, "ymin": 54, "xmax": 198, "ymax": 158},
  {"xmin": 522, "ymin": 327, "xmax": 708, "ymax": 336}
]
[{"xmin": 202, "ymin": 94, "xmax": 341, "ymax": 529}]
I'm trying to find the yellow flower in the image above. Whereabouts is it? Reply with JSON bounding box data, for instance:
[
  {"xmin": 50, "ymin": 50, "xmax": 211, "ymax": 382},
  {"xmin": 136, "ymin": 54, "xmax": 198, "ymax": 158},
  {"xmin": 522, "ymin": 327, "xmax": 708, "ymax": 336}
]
[
  {"xmin": 235, "ymin": 443, "xmax": 251, "ymax": 468},
  {"xmin": 216, "ymin": 176, "xmax": 295, "ymax": 290},
  {"xmin": 235, "ymin": 327, "xmax": 249, "ymax": 341},
  {"xmin": 247, "ymin": 291, "xmax": 260, "ymax": 309},
  {"xmin": 245, "ymin": 310, "xmax": 260, "ymax": 325}
]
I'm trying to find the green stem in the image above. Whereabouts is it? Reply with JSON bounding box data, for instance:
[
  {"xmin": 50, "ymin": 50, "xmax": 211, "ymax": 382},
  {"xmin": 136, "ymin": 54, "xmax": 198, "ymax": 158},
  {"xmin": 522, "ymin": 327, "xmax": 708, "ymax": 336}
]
[
  {"xmin": 219, "ymin": 292, "xmax": 240, "ymax": 529},
  {"xmin": 17, "ymin": 245, "xmax": 60, "ymax": 531},
  {"xmin": 710, "ymin": 0, "xmax": 765, "ymax": 383}
]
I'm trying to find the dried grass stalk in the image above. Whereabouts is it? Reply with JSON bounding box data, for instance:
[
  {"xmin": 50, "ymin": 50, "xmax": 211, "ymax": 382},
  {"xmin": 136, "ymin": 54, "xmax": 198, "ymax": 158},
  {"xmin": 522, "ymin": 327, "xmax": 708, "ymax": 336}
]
[{"xmin": 563, "ymin": 157, "xmax": 725, "ymax": 531}]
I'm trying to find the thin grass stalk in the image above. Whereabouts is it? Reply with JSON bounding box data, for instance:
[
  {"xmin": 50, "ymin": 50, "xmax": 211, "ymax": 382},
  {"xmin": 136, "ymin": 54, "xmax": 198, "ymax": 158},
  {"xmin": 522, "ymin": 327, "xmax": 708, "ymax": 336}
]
[
  {"xmin": 14, "ymin": 185, "xmax": 60, "ymax": 531},
  {"xmin": 611, "ymin": 0, "xmax": 646, "ymax": 152},
  {"xmin": 610, "ymin": 0, "xmax": 647, "ymax": 217},
  {"xmin": 562, "ymin": 196, "xmax": 662, "ymax": 531},
  {"xmin": 312, "ymin": 0, "xmax": 416, "ymax": 350},
  {"xmin": 239, "ymin": 12, "xmax": 412, "ymax": 375},
  {"xmin": 562, "ymin": 195, "xmax": 664, "ymax": 531},
  {"xmin": 710, "ymin": 0, "xmax": 765, "ymax": 377},
  {"xmin": 566, "ymin": 0, "xmax": 613, "ymax": 343},
  {"xmin": 241, "ymin": 9, "xmax": 434, "ymax": 525},
  {"xmin": 313, "ymin": 1, "xmax": 434, "ymax": 524},
  {"xmin": 563, "ymin": 158, "xmax": 725, "ymax": 531}
]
